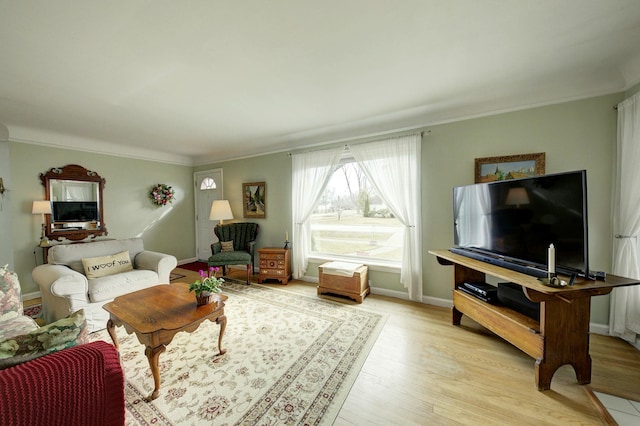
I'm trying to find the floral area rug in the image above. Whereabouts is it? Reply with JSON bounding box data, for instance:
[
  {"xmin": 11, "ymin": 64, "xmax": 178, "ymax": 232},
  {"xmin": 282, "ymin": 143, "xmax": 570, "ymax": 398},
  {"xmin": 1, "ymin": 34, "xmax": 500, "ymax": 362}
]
[
  {"xmin": 23, "ymin": 303, "xmax": 42, "ymax": 319},
  {"xmin": 90, "ymin": 279, "xmax": 386, "ymax": 425}
]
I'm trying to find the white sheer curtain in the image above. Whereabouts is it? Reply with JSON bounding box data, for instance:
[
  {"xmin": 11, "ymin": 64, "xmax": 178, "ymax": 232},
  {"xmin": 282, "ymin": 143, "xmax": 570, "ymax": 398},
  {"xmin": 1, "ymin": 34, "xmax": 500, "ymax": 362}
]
[
  {"xmin": 291, "ymin": 146, "xmax": 343, "ymax": 279},
  {"xmin": 610, "ymin": 92, "xmax": 640, "ymax": 344},
  {"xmin": 349, "ymin": 133, "xmax": 423, "ymax": 301}
]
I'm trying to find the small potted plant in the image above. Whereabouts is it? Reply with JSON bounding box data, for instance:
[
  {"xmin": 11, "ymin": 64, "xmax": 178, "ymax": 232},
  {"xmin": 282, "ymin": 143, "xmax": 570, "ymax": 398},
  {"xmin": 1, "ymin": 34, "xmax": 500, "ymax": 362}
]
[{"xmin": 189, "ymin": 267, "xmax": 224, "ymax": 306}]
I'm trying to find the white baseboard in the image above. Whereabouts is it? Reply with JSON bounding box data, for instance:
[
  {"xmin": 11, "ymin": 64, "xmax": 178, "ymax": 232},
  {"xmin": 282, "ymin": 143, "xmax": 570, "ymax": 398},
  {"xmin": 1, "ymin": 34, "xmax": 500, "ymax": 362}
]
[
  {"xmin": 589, "ymin": 322, "xmax": 610, "ymax": 336},
  {"xmin": 23, "ymin": 268, "xmax": 617, "ymax": 339},
  {"xmin": 177, "ymin": 257, "xmax": 199, "ymax": 265},
  {"xmin": 301, "ymin": 275, "xmax": 615, "ymax": 337},
  {"xmin": 370, "ymin": 287, "xmax": 411, "ymax": 301},
  {"xmin": 22, "ymin": 291, "xmax": 42, "ymax": 301}
]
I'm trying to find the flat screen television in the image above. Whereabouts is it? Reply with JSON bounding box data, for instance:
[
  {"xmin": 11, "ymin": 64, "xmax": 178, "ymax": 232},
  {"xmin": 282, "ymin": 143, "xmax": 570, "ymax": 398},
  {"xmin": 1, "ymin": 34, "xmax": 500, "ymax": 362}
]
[
  {"xmin": 52, "ymin": 201, "xmax": 99, "ymax": 222},
  {"xmin": 451, "ymin": 170, "xmax": 589, "ymax": 278}
]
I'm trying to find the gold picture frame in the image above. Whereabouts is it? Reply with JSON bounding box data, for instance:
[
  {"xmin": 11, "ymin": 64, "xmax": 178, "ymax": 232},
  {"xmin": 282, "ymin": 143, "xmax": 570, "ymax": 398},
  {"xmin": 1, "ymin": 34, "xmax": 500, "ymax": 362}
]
[
  {"xmin": 242, "ymin": 181, "xmax": 266, "ymax": 218},
  {"xmin": 474, "ymin": 152, "xmax": 545, "ymax": 183}
]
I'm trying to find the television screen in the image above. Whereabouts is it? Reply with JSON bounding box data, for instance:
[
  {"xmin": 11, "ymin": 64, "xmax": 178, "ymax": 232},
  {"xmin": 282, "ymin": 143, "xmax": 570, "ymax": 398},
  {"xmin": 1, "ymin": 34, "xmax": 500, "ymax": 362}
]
[
  {"xmin": 452, "ymin": 170, "xmax": 588, "ymax": 277},
  {"xmin": 52, "ymin": 201, "xmax": 99, "ymax": 222}
]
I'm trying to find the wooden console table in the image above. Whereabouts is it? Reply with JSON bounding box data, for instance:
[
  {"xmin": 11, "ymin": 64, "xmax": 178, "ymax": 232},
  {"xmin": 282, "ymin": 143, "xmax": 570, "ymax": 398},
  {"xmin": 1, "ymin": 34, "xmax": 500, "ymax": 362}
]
[{"xmin": 429, "ymin": 249, "xmax": 640, "ymax": 390}]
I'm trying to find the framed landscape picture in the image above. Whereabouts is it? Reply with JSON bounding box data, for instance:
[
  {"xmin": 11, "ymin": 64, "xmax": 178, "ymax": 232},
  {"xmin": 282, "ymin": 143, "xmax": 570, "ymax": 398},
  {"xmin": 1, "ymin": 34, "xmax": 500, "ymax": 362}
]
[
  {"xmin": 242, "ymin": 181, "xmax": 266, "ymax": 218},
  {"xmin": 474, "ymin": 152, "xmax": 545, "ymax": 183}
]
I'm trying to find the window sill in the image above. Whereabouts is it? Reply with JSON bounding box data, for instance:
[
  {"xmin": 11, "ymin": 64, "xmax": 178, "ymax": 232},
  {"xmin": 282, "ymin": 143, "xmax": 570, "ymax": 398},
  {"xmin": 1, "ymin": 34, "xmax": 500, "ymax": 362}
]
[{"xmin": 307, "ymin": 255, "xmax": 401, "ymax": 274}]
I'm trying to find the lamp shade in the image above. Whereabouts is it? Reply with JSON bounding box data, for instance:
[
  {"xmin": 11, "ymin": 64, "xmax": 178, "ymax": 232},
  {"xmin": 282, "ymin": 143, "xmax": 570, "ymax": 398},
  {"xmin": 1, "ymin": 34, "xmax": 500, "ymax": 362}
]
[
  {"xmin": 32, "ymin": 200, "xmax": 52, "ymax": 215},
  {"xmin": 210, "ymin": 200, "xmax": 233, "ymax": 222}
]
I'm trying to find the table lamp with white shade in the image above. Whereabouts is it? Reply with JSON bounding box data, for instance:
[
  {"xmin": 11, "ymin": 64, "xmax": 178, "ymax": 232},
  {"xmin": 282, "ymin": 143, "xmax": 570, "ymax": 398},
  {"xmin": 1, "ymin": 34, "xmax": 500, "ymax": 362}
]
[
  {"xmin": 209, "ymin": 200, "xmax": 233, "ymax": 224},
  {"xmin": 32, "ymin": 200, "xmax": 52, "ymax": 247}
]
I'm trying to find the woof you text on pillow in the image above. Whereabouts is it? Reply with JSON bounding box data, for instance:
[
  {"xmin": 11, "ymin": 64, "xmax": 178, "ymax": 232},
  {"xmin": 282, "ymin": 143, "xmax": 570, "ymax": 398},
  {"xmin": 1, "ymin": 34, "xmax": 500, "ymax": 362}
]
[{"xmin": 82, "ymin": 251, "xmax": 133, "ymax": 279}]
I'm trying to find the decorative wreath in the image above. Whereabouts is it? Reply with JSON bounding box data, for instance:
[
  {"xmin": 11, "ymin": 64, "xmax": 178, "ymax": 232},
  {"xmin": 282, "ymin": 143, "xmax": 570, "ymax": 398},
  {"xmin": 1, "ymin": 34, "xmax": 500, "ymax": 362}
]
[{"xmin": 149, "ymin": 183, "xmax": 175, "ymax": 206}]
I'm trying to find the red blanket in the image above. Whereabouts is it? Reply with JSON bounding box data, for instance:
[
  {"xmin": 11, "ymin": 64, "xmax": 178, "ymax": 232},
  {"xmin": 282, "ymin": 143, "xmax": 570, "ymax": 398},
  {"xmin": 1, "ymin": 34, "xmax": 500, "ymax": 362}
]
[{"xmin": 0, "ymin": 341, "xmax": 125, "ymax": 426}]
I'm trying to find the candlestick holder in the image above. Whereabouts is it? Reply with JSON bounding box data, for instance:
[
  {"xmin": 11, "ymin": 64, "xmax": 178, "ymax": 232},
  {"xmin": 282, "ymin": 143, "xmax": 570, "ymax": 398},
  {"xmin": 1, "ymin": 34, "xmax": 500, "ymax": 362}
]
[
  {"xmin": 283, "ymin": 240, "xmax": 290, "ymax": 249},
  {"xmin": 538, "ymin": 275, "xmax": 568, "ymax": 287}
]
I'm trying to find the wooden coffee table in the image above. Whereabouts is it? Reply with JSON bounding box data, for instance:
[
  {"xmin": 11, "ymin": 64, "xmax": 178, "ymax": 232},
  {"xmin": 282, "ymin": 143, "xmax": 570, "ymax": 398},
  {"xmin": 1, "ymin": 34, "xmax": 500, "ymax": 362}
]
[{"xmin": 102, "ymin": 283, "xmax": 228, "ymax": 401}]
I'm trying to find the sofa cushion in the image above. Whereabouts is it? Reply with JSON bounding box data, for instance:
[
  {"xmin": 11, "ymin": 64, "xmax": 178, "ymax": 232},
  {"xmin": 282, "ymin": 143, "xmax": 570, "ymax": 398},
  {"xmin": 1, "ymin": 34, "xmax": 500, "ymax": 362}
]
[
  {"xmin": 82, "ymin": 251, "xmax": 133, "ymax": 279},
  {"xmin": 88, "ymin": 269, "xmax": 159, "ymax": 303},
  {"xmin": 220, "ymin": 240, "xmax": 234, "ymax": 252},
  {"xmin": 0, "ymin": 309, "xmax": 87, "ymax": 370},
  {"xmin": 208, "ymin": 251, "xmax": 252, "ymax": 268},
  {"xmin": 0, "ymin": 265, "xmax": 23, "ymax": 320},
  {"xmin": 48, "ymin": 238, "xmax": 145, "ymax": 273}
]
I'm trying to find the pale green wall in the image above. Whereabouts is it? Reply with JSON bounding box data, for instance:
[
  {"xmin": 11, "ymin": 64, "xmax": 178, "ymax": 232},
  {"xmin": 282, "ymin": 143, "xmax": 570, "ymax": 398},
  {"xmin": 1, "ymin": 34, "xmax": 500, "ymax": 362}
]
[
  {"xmin": 197, "ymin": 93, "xmax": 622, "ymax": 325},
  {"xmin": 0, "ymin": 141, "xmax": 14, "ymax": 268},
  {"xmin": 4, "ymin": 92, "xmax": 625, "ymax": 325},
  {"xmin": 8, "ymin": 143, "xmax": 196, "ymax": 294},
  {"xmin": 194, "ymin": 152, "xmax": 293, "ymax": 250},
  {"xmin": 423, "ymin": 93, "xmax": 621, "ymax": 324}
]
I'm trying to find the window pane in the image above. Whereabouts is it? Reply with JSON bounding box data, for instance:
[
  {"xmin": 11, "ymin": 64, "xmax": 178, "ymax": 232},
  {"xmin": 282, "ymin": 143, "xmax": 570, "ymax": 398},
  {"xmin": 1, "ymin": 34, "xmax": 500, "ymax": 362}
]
[
  {"xmin": 310, "ymin": 162, "xmax": 403, "ymax": 263},
  {"xmin": 200, "ymin": 177, "xmax": 217, "ymax": 190}
]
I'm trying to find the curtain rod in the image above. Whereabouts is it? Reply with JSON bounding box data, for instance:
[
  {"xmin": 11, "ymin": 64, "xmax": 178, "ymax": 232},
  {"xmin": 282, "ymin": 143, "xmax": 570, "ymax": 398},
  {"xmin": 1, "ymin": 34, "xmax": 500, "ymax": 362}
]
[{"xmin": 345, "ymin": 130, "xmax": 428, "ymax": 149}]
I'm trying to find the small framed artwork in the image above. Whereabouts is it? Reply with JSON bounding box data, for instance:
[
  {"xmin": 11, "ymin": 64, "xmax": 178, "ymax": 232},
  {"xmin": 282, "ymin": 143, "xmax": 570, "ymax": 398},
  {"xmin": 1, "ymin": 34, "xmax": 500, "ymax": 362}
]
[
  {"xmin": 474, "ymin": 152, "xmax": 545, "ymax": 183},
  {"xmin": 242, "ymin": 181, "xmax": 266, "ymax": 218}
]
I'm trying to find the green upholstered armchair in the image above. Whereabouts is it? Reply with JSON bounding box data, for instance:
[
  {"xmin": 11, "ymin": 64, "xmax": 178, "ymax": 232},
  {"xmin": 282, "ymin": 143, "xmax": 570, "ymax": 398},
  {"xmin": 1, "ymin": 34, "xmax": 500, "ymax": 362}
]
[{"xmin": 208, "ymin": 222, "xmax": 259, "ymax": 284}]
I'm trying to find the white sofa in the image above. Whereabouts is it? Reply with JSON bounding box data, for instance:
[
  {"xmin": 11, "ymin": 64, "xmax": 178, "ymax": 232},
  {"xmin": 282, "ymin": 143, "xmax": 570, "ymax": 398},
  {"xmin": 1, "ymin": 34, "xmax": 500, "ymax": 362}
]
[{"xmin": 32, "ymin": 238, "xmax": 177, "ymax": 332}]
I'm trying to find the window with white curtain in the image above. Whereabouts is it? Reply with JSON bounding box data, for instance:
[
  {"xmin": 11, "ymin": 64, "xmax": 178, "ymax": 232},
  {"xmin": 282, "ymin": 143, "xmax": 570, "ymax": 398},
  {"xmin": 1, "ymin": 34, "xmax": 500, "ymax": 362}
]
[
  {"xmin": 291, "ymin": 132, "xmax": 422, "ymax": 301},
  {"xmin": 310, "ymin": 157, "xmax": 403, "ymax": 265}
]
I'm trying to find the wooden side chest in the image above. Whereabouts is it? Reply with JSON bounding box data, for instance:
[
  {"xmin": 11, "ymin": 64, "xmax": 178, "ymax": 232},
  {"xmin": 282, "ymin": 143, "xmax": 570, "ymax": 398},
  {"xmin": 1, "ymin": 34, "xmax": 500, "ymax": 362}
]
[
  {"xmin": 258, "ymin": 247, "xmax": 291, "ymax": 284},
  {"xmin": 318, "ymin": 263, "xmax": 369, "ymax": 303}
]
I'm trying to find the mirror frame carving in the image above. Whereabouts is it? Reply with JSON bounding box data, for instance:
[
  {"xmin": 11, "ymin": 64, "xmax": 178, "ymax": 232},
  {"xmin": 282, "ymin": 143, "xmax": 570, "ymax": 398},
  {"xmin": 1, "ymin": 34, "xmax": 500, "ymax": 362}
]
[{"xmin": 40, "ymin": 164, "xmax": 108, "ymax": 241}]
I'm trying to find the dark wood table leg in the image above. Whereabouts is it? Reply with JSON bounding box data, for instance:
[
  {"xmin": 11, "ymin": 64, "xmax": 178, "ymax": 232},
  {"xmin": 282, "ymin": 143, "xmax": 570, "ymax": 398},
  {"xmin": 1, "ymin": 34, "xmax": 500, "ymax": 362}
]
[
  {"xmin": 452, "ymin": 306, "xmax": 463, "ymax": 325},
  {"xmin": 106, "ymin": 319, "xmax": 119, "ymax": 350},
  {"xmin": 217, "ymin": 314, "xmax": 227, "ymax": 355},
  {"xmin": 144, "ymin": 344, "xmax": 167, "ymax": 401},
  {"xmin": 534, "ymin": 296, "xmax": 592, "ymax": 390}
]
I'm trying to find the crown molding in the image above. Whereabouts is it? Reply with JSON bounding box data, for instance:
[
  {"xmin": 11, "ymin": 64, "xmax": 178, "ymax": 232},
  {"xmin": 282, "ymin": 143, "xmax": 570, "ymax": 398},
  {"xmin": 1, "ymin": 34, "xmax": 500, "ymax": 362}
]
[
  {"xmin": 194, "ymin": 87, "xmax": 626, "ymax": 166},
  {"xmin": 7, "ymin": 125, "xmax": 194, "ymax": 166}
]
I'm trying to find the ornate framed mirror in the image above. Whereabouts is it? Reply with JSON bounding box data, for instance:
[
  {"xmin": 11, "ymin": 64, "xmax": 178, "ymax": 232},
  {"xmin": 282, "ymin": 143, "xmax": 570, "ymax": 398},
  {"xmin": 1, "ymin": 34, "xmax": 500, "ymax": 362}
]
[{"xmin": 40, "ymin": 164, "xmax": 107, "ymax": 241}]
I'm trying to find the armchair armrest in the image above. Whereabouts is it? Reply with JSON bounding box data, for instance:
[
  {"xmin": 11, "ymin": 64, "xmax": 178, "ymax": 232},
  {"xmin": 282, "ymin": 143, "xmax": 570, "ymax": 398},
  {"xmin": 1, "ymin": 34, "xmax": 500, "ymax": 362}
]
[
  {"xmin": 31, "ymin": 265, "xmax": 90, "ymax": 326},
  {"xmin": 211, "ymin": 242, "xmax": 222, "ymax": 255},
  {"xmin": 32, "ymin": 265, "xmax": 88, "ymax": 298},
  {"xmin": 247, "ymin": 241, "xmax": 256, "ymax": 256},
  {"xmin": 134, "ymin": 250, "xmax": 177, "ymax": 283}
]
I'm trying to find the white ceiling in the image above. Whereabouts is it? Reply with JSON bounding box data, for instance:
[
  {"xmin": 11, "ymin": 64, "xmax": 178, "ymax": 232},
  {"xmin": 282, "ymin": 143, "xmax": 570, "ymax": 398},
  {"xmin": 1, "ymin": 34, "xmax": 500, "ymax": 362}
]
[{"xmin": 2, "ymin": 1, "xmax": 640, "ymax": 165}]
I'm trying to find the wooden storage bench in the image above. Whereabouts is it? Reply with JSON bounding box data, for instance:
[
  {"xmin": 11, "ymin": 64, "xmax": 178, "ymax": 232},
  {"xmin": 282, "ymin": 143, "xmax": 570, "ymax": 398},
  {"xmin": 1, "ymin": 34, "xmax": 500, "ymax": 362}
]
[{"xmin": 318, "ymin": 262, "xmax": 369, "ymax": 303}]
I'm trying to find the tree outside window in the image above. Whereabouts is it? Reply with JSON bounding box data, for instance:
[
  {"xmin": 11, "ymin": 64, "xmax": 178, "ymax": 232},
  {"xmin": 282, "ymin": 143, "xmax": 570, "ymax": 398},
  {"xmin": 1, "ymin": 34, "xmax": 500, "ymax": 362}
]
[{"xmin": 310, "ymin": 161, "xmax": 403, "ymax": 263}]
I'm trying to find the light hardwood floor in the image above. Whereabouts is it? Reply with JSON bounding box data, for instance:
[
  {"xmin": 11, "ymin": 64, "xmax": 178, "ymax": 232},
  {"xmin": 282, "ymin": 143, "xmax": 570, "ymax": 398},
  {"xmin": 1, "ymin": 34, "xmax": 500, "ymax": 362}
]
[
  {"xmin": 201, "ymin": 267, "xmax": 640, "ymax": 425},
  {"xmin": 26, "ymin": 266, "xmax": 638, "ymax": 423}
]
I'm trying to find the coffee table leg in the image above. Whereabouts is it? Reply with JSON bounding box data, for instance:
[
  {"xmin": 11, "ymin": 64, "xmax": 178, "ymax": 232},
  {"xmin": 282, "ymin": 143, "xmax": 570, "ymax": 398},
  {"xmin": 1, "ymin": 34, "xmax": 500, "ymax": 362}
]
[
  {"xmin": 144, "ymin": 344, "xmax": 166, "ymax": 401},
  {"xmin": 106, "ymin": 319, "xmax": 119, "ymax": 350},
  {"xmin": 217, "ymin": 314, "xmax": 227, "ymax": 355}
]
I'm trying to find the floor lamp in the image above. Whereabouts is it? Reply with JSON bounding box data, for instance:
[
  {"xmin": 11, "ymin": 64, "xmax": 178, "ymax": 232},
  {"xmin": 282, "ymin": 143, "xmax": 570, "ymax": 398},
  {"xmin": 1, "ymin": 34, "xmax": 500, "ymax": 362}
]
[{"xmin": 32, "ymin": 200, "xmax": 52, "ymax": 247}]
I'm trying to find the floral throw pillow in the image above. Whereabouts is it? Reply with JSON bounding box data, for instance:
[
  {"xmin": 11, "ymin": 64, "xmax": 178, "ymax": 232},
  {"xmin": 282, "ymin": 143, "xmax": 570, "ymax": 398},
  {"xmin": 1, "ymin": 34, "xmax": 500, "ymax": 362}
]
[
  {"xmin": 0, "ymin": 264, "xmax": 23, "ymax": 321},
  {"xmin": 220, "ymin": 241, "xmax": 235, "ymax": 252},
  {"xmin": 0, "ymin": 309, "xmax": 88, "ymax": 370}
]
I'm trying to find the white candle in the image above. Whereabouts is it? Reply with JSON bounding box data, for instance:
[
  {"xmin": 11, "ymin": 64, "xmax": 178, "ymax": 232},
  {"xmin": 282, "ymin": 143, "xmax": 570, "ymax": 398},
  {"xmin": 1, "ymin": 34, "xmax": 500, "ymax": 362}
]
[
  {"xmin": 548, "ymin": 244, "xmax": 555, "ymax": 275},
  {"xmin": 285, "ymin": 231, "xmax": 289, "ymax": 241}
]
